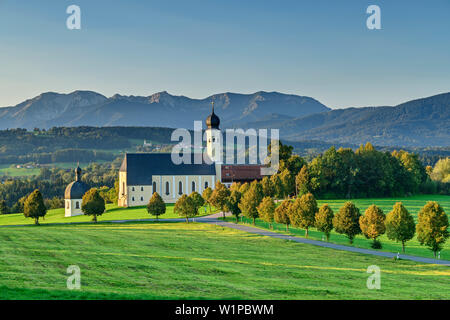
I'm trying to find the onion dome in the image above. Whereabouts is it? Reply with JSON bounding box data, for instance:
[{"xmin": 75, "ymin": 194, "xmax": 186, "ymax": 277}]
[
  {"xmin": 206, "ymin": 102, "xmax": 220, "ymax": 129},
  {"xmin": 64, "ymin": 166, "xmax": 89, "ymax": 199}
]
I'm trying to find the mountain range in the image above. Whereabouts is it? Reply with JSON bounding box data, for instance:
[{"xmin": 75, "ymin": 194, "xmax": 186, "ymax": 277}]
[{"xmin": 0, "ymin": 90, "xmax": 448, "ymax": 147}]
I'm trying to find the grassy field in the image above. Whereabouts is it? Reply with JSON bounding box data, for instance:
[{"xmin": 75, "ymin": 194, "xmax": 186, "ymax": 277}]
[
  {"xmin": 224, "ymin": 195, "xmax": 450, "ymax": 260},
  {"xmin": 0, "ymin": 165, "xmax": 40, "ymax": 177},
  {"xmin": 0, "ymin": 221, "xmax": 449, "ymax": 300},
  {"xmin": 0, "ymin": 204, "xmax": 217, "ymax": 226}
]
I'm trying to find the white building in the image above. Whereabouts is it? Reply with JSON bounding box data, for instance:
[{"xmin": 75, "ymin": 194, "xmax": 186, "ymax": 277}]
[{"xmin": 64, "ymin": 166, "xmax": 90, "ymax": 217}]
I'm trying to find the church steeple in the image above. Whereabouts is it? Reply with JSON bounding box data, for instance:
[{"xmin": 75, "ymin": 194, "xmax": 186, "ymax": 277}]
[
  {"xmin": 206, "ymin": 101, "xmax": 220, "ymax": 129},
  {"xmin": 75, "ymin": 163, "xmax": 82, "ymax": 181}
]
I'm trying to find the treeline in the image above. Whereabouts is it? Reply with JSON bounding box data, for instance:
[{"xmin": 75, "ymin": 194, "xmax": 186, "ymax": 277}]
[
  {"xmin": 0, "ymin": 126, "xmax": 175, "ymax": 164},
  {"xmin": 0, "ymin": 149, "xmax": 116, "ymax": 165},
  {"xmin": 270, "ymin": 142, "xmax": 449, "ymax": 199}
]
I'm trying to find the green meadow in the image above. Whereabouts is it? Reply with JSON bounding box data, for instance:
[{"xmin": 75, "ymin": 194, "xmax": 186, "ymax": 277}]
[
  {"xmin": 0, "ymin": 222, "xmax": 449, "ymax": 300},
  {"xmin": 225, "ymin": 195, "xmax": 450, "ymax": 260},
  {"xmin": 0, "ymin": 203, "xmax": 216, "ymax": 226}
]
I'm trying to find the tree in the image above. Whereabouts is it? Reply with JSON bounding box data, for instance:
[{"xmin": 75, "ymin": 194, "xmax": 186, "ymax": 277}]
[
  {"xmin": 81, "ymin": 188, "xmax": 105, "ymax": 223},
  {"xmin": 270, "ymin": 174, "xmax": 284, "ymax": 199},
  {"xmin": 189, "ymin": 191, "xmax": 205, "ymax": 215},
  {"xmin": 174, "ymin": 194, "xmax": 196, "ymax": 223},
  {"xmin": 239, "ymin": 182, "xmax": 250, "ymax": 195},
  {"xmin": 225, "ymin": 190, "xmax": 242, "ymax": 223},
  {"xmin": 0, "ymin": 200, "xmax": 9, "ymax": 215},
  {"xmin": 417, "ymin": 201, "xmax": 449, "ymax": 258},
  {"xmin": 274, "ymin": 200, "xmax": 291, "ymax": 231},
  {"xmin": 289, "ymin": 193, "xmax": 317, "ymax": 237},
  {"xmin": 359, "ymin": 205, "xmax": 386, "ymax": 248},
  {"xmin": 261, "ymin": 176, "xmax": 275, "ymax": 198},
  {"xmin": 315, "ymin": 204, "xmax": 334, "ymax": 241},
  {"xmin": 202, "ymin": 187, "xmax": 213, "ymax": 213},
  {"xmin": 147, "ymin": 192, "xmax": 166, "ymax": 221},
  {"xmin": 23, "ymin": 189, "xmax": 47, "ymax": 225},
  {"xmin": 229, "ymin": 182, "xmax": 241, "ymax": 192},
  {"xmin": 430, "ymin": 157, "xmax": 450, "ymax": 183},
  {"xmin": 295, "ymin": 165, "xmax": 311, "ymax": 196},
  {"xmin": 258, "ymin": 196, "xmax": 276, "ymax": 229},
  {"xmin": 333, "ymin": 202, "xmax": 361, "ymax": 243},
  {"xmin": 280, "ymin": 168, "xmax": 294, "ymax": 198},
  {"xmin": 385, "ymin": 202, "xmax": 415, "ymax": 253},
  {"xmin": 239, "ymin": 181, "xmax": 264, "ymax": 225},
  {"xmin": 209, "ymin": 182, "xmax": 230, "ymax": 219}
]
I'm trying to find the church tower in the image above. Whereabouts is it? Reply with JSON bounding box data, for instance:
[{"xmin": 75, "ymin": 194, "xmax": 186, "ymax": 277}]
[{"xmin": 205, "ymin": 101, "xmax": 222, "ymax": 163}]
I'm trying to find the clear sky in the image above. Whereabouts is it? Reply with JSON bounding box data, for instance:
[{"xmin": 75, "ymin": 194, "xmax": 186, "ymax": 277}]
[{"xmin": 0, "ymin": 0, "xmax": 449, "ymax": 108}]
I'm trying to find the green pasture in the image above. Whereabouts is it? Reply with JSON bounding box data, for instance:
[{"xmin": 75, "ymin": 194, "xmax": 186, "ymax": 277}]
[
  {"xmin": 0, "ymin": 203, "xmax": 216, "ymax": 226},
  {"xmin": 224, "ymin": 195, "xmax": 450, "ymax": 260},
  {"xmin": 0, "ymin": 222, "xmax": 448, "ymax": 300}
]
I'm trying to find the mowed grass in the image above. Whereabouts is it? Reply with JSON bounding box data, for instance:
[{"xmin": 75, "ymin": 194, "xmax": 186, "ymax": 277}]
[
  {"xmin": 0, "ymin": 204, "xmax": 217, "ymax": 226},
  {"xmin": 0, "ymin": 222, "xmax": 449, "ymax": 300},
  {"xmin": 225, "ymin": 195, "xmax": 450, "ymax": 260}
]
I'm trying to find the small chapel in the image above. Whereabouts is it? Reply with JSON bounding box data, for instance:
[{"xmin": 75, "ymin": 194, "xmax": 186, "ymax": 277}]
[{"xmin": 64, "ymin": 165, "xmax": 90, "ymax": 217}]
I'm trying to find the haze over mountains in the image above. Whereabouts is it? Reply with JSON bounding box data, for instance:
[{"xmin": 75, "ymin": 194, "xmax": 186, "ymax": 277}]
[{"xmin": 0, "ymin": 90, "xmax": 448, "ymax": 147}]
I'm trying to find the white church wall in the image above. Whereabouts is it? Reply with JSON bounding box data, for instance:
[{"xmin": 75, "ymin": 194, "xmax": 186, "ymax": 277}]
[{"xmin": 65, "ymin": 199, "xmax": 83, "ymax": 217}]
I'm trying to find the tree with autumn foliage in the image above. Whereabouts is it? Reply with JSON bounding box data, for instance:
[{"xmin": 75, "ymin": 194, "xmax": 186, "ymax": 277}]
[
  {"xmin": 23, "ymin": 189, "xmax": 47, "ymax": 225},
  {"xmin": 315, "ymin": 204, "xmax": 334, "ymax": 241},
  {"xmin": 359, "ymin": 205, "xmax": 386, "ymax": 248},
  {"xmin": 417, "ymin": 201, "xmax": 449, "ymax": 258},
  {"xmin": 147, "ymin": 192, "xmax": 166, "ymax": 221},
  {"xmin": 239, "ymin": 181, "xmax": 264, "ymax": 225},
  {"xmin": 274, "ymin": 199, "xmax": 291, "ymax": 231},
  {"xmin": 225, "ymin": 190, "xmax": 242, "ymax": 223},
  {"xmin": 209, "ymin": 182, "xmax": 230, "ymax": 219},
  {"xmin": 333, "ymin": 202, "xmax": 361, "ymax": 244},
  {"xmin": 289, "ymin": 193, "xmax": 317, "ymax": 237},
  {"xmin": 258, "ymin": 196, "xmax": 276, "ymax": 229},
  {"xmin": 202, "ymin": 187, "xmax": 213, "ymax": 213},
  {"xmin": 385, "ymin": 202, "xmax": 415, "ymax": 253}
]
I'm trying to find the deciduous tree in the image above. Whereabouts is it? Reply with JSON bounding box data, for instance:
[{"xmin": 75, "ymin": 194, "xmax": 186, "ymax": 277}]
[
  {"xmin": 23, "ymin": 189, "xmax": 47, "ymax": 225},
  {"xmin": 202, "ymin": 187, "xmax": 213, "ymax": 213},
  {"xmin": 174, "ymin": 194, "xmax": 196, "ymax": 223},
  {"xmin": 333, "ymin": 202, "xmax": 361, "ymax": 243},
  {"xmin": 147, "ymin": 192, "xmax": 166, "ymax": 221},
  {"xmin": 359, "ymin": 204, "xmax": 386, "ymax": 248},
  {"xmin": 385, "ymin": 202, "xmax": 415, "ymax": 253},
  {"xmin": 209, "ymin": 182, "xmax": 230, "ymax": 219},
  {"xmin": 417, "ymin": 201, "xmax": 449, "ymax": 258},
  {"xmin": 315, "ymin": 204, "xmax": 334, "ymax": 241},
  {"xmin": 289, "ymin": 193, "xmax": 317, "ymax": 237},
  {"xmin": 81, "ymin": 188, "xmax": 105, "ymax": 223},
  {"xmin": 225, "ymin": 190, "xmax": 242, "ymax": 223},
  {"xmin": 239, "ymin": 181, "xmax": 264, "ymax": 225},
  {"xmin": 258, "ymin": 196, "xmax": 276, "ymax": 229},
  {"xmin": 274, "ymin": 199, "xmax": 291, "ymax": 231}
]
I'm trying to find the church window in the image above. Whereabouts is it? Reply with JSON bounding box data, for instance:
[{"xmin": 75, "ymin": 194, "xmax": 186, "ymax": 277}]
[
  {"xmin": 141, "ymin": 187, "xmax": 144, "ymax": 191},
  {"xmin": 140, "ymin": 197, "xmax": 143, "ymax": 201},
  {"xmin": 165, "ymin": 182, "xmax": 170, "ymax": 195},
  {"xmin": 179, "ymin": 181, "xmax": 183, "ymax": 195},
  {"xmin": 152, "ymin": 182, "xmax": 156, "ymax": 194},
  {"xmin": 75, "ymin": 201, "xmax": 79, "ymax": 209},
  {"xmin": 132, "ymin": 197, "xmax": 135, "ymax": 201},
  {"xmin": 192, "ymin": 181, "xmax": 195, "ymax": 192},
  {"xmin": 205, "ymin": 181, "xmax": 208, "ymax": 189},
  {"xmin": 132, "ymin": 187, "xmax": 135, "ymax": 191}
]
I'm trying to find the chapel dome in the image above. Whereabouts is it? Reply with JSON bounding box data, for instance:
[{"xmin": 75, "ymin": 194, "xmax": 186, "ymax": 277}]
[
  {"xmin": 206, "ymin": 103, "xmax": 220, "ymax": 129},
  {"xmin": 64, "ymin": 166, "xmax": 89, "ymax": 199}
]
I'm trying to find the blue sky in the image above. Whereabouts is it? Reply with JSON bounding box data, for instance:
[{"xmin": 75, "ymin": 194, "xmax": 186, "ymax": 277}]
[{"xmin": 0, "ymin": 0, "xmax": 449, "ymax": 108}]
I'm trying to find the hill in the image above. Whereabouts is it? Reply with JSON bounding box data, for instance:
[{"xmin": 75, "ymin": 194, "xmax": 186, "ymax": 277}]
[
  {"xmin": 255, "ymin": 92, "xmax": 450, "ymax": 147},
  {"xmin": 0, "ymin": 91, "xmax": 329, "ymax": 130}
]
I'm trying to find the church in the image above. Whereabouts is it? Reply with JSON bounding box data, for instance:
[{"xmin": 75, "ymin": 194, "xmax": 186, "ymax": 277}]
[{"xmin": 117, "ymin": 105, "xmax": 264, "ymax": 207}]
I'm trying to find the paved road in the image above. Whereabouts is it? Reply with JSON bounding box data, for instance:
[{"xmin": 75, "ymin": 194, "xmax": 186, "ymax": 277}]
[
  {"xmin": 2, "ymin": 212, "xmax": 449, "ymax": 266},
  {"xmin": 200, "ymin": 218, "xmax": 450, "ymax": 266}
]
